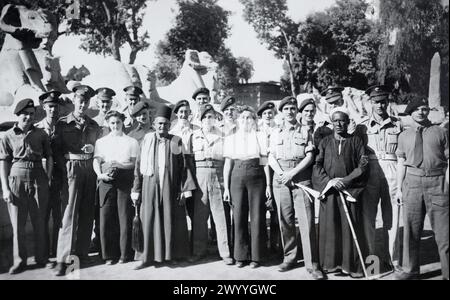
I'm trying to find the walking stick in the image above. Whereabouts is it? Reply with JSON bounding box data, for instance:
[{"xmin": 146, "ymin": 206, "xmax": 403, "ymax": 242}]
[{"xmin": 338, "ymin": 191, "xmax": 370, "ymax": 279}]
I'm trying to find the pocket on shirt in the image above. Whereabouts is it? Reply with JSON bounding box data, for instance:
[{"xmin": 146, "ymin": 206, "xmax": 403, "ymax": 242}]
[{"xmin": 387, "ymin": 132, "xmax": 399, "ymax": 144}]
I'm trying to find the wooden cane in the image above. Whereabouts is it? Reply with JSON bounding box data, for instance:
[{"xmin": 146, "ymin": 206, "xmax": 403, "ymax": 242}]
[{"xmin": 339, "ymin": 192, "xmax": 369, "ymax": 279}]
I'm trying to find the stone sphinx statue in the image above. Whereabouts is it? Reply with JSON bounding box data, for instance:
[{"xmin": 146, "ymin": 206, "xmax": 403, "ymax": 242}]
[{"xmin": 0, "ymin": 4, "xmax": 68, "ymax": 112}]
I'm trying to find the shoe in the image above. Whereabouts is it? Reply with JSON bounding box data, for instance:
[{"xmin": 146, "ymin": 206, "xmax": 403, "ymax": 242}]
[
  {"xmin": 46, "ymin": 261, "xmax": 57, "ymax": 269},
  {"xmin": 236, "ymin": 261, "xmax": 246, "ymax": 268},
  {"xmin": 223, "ymin": 257, "xmax": 235, "ymax": 265},
  {"xmin": 134, "ymin": 262, "xmax": 151, "ymax": 270},
  {"xmin": 250, "ymin": 262, "xmax": 260, "ymax": 269},
  {"xmin": 9, "ymin": 263, "xmax": 27, "ymax": 275},
  {"xmin": 118, "ymin": 258, "xmax": 132, "ymax": 264},
  {"xmin": 310, "ymin": 269, "xmax": 325, "ymax": 280},
  {"xmin": 53, "ymin": 263, "xmax": 67, "ymax": 277},
  {"xmin": 395, "ymin": 271, "xmax": 418, "ymax": 280},
  {"xmin": 278, "ymin": 262, "xmax": 295, "ymax": 272},
  {"xmin": 105, "ymin": 260, "xmax": 115, "ymax": 265}
]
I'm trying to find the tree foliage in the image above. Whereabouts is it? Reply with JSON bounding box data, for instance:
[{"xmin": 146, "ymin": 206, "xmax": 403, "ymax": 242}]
[
  {"xmin": 240, "ymin": 0, "xmax": 299, "ymax": 95},
  {"xmin": 236, "ymin": 56, "xmax": 254, "ymax": 83},
  {"xmin": 155, "ymin": 0, "xmax": 238, "ymax": 90},
  {"xmin": 0, "ymin": 0, "xmax": 152, "ymax": 63},
  {"xmin": 161, "ymin": 0, "xmax": 230, "ymax": 61},
  {"xmin": 377, "ymin": 0, "xmax": 449, "ymax": 104},
  {"xmin": 67, "ymin": 0, "xmax": 152, "ymax": 64}
]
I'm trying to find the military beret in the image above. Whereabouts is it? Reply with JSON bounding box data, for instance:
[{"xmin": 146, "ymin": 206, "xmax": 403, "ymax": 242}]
[
  {"xmin": 404, "ymin": 96, "xmax": 429, "ymax": 115},
  {"xmin": 257, "ymin": 101, "xmax": 275, "ymax": 117},
  {"xmin": 192, "ymin": 87, "xmax": 210, "ymax": 100},
  {"xmin": 155, "ymin": 104, "xmax": 172, "ymax": 120},
  {"xmin": 39, "ymin": 90, "xmax": 61, "ymax": 104},
  {"xmin": 278, "ymin": 96, "xmax": 298, "ymax": 112},
  {"xmin": 96, "ymin": 87, "xmax": 116, "ymax": 101},
  {"xmin": 105, "ymin": 110, "xmax": 125, "ymax": 122},
  {"xmin": 130, "ymin": 101, "xmax": 150, "ymax": 118},
  {"xmin": 173, "ymin": 100, "xmax": 190, "ymax": 114},
  {"xmin": 73, "ymin": 85, "xmax": 95, "ymax": 100},
  {"xmin": 14, "ymin": 98, "xmax": 35, "ymax": 115},
  {"xmin": 365, "ymin": 85, "xmax": 389, "ymax": 102},
  {"xmin": 298, "ymin": 98, "xmax": 316, "ymax": 112},
  {"xmin": 199, "ymin": 104, "xmax": 216, "ymax": 120},
  {"xmin": 123, "ymin": 85, "xmax": 144, "ymax": 98},
  {"xmin": 220, "ymin": 96, "xmax": 236, "ymax": 112},
  {"xmin": 321, "ymin": 86, "xmax": 344, "ymax": 104}
]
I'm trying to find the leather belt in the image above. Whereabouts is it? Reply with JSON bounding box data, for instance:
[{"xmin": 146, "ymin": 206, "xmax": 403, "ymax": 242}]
[
  {"xmin": 234, "ymin": 158, "xmax": 261, "ymax": 168},
  {"xmin": 196, "ymin": 159, "xmax": 224, "ymax": 168},
  {"xmin": 11, "ymin": 161, "xmax": 43, "ymax": 169},
  {"xmin": 368, "ymin": 152, "xmax": 397, "ymax": 161},
  {"xmin": 278, "ymin": 159, "xmax": 302, "ymax": 168},
  {"xmin": 407, "ymin": 168, "xmax": 445, "ymax": 177},
  {"xmin": 65, "ymin": 153, "xmax": 93, "ymax": 161}
]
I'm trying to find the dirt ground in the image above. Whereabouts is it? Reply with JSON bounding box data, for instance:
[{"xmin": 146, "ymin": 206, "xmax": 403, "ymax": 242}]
[{"xmin": 0, "ymin": 207, "xmax": 444, "ymax": 280}]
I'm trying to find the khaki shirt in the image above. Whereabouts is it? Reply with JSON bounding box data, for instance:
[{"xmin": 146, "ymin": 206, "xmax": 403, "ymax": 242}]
[
  {"xmin": 170, "ymin": 122, "xmax": 199, "ymax": 155},
  {"xmin": 356, "ymin": 116, "xmax": 403, "ymax": 159},
  {"xmin": 269, "ymin": 122, "xmax": 312, "ymax": 161},
  {"xmin": 0, "ymin": 124, "xmax": 52, "ymax": 162},
  {"xmin": 192, "ymin": 127, "xmax": 224, "ymax": 161}
]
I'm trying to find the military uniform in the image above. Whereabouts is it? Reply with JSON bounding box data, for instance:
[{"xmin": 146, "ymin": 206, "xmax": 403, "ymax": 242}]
[
  {"xmin": 121, "ymin": 86, "xmax": 144, "ymax": 134},
  {"xmin": 396, "ymin": 98, "xmax": 449, "ymax": 280},
  {"xmin": 257, "ymin": 101, "xmax": 281, "ymax": 255},
  {"xmin": 0, "ymin": 99, "xmax": 52, "ymax": 272},
  {"xmin": 191, "ymin": 116, "xmax": 232, "ymax": 261},
  {"xmin": 357, "ymin": 115, "xmax": 403, "ymax": 262},
  {"xmin": 269, "ymin": 121, "xmax": 319, "ymax": 271},
  {"xmin": 127, "ymin": 101, "xmax": 153, "ymax": 144},
  {"xmin": 54, "ymin": 85, "xmax": 102, "ymax": 268}
]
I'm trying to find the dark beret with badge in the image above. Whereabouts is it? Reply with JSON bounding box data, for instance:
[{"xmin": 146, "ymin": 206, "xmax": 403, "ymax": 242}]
[
  {"xmin": 257, "ymin": 101, "xmax": 275, "ymax": 117},
  {"xmin": 155, "ymin": 104, "xmax": 172, "ymax": 120},
  {"xmin": 14, "ymin": 98, "xmax": 35, "ymax": 115},
  {"xmin": 298, "ymin": 98, "xmax": 316, "ymax": 113},
  {"xmin": 321, "ymin": 86, "xmax": 344, "ymax": 104},
  {"xmin": 192, "ymin": 87, "xmax": 210, "ymax": 100},
  {"xmin": 39, "ymin": 90, "xmax": 61, "ymax": 104},
  {"xmin": 404, "ymin": 95, "xmax": 429, "ymax": 115},
  {"xmin": 173, "ymin": 100, "xmax": 190, "ymax": 114},
  {"xmin": 73, "ymin": 85, "xmax": 96, "ymax": 100},
  {"xmin": 96, "ymin": 87, "xmax": 116, "ymax": 102},
  {"xmin": 365, "ymin": 85, "xmax": 389, "ymax": 102},
  {"xmin": 130, "ymin": 101, "xmax": 150, "ymax": 118},
  {"xmin": 200, "ymin": 104, "xmax": 216, "ymax": 120},
  {"xmin": 123, "ymin": 85, "xmax": 144, "ymax": 99},
  {"xmin": 220, "ymin": 96, "xmax": 236, "ymax": 112},
  {"xmin": 278, "ymin": 96, "xmax": 297, "ymax": 112}
]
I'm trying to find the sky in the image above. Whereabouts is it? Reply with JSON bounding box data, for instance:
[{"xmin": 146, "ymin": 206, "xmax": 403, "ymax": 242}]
[{"xmin": 53, "ymin": 0, "xmax": 336, "ymax": 83}]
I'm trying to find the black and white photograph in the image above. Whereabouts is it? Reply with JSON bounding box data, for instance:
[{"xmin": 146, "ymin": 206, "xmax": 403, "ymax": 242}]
[{"xmin": 0, "ymin": 0, "xmax": 448, "ymax": 285}]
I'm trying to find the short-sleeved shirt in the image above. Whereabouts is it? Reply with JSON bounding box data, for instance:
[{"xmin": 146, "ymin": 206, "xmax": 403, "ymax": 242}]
[
  {"xmin": 0, "ymin": 124, "xmax": 52, "ymax": 162},
  {"xmin": 55, "ymin": 113, "xmax": 101, "ymax": 155},
  {"xmin": 357, "ymin": 116, "xmax": 403, "ymax": 156},
  {"xmin": 223, "ymin": 129, "xmax": 267, "ymax": 162},
  {"xmin": 192, "ymin": 127, "xmax": 224, "ymax": 161},
  {"xmin": 170, "ymin": 121, "xmax": 199, "ymax": 155},
  {"xmin": 94, "ymin": 133, "xmax": 139, "ymax": 165},
  {"xmin": 269, "ymin": 122, "xmax": 313, "ymax": 161},
  {"xmin": 396, "ymin": 122, "xmax": 449, "ymax": 170}
]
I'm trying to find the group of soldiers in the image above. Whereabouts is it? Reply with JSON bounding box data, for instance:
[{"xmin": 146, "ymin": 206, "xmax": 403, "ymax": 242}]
[{"xmin": 0, "ymin": 83, "xmax": 448, "ymax": 280}]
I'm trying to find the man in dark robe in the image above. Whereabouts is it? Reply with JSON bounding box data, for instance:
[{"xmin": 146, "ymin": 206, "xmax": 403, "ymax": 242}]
[
  {"xmin": 131, "ymin": 105, "xmax": 196, "ymax": 270},
  {"xmin": 312, "ymin": 108, "xmax": 369, "ymax": 278}
]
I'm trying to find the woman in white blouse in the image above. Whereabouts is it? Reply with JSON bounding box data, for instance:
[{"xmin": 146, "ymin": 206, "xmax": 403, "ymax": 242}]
[
  {"xmin": 93, "ymin": 110, "xmax": 140, "ymax": 265},
  {"xmin": 223, "ymin": 106, "xmax": 271, "ymax": 268}
]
